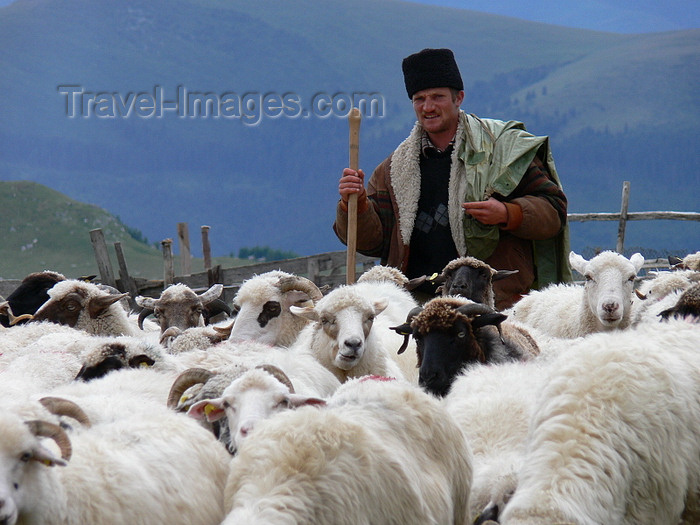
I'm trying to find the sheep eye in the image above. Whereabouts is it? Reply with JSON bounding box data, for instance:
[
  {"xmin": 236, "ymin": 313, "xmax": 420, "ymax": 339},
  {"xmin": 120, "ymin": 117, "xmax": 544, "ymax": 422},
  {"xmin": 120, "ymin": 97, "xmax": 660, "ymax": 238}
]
[
  {"xmin": 65, "ymin": 301, "xmax": 79, "ymax": 312},
  {"xmin": 321, "ymin": 317, "xmax": 332, "ymax": 326},
  {"xmin": 585, "ymin": 274, "xmax": 594, "ymax": 282},
  {"xmin": 457, "ymin": 331, "xmax": 466, "ymax": 339},
  {"xmin": 276, "ymin": 399, "xmax": 291, "ymax": 409},
  {"xmin": 20, "ymin": 452, "xmax": 32, "ymax": 462},
  {"xmin": 628, "ymin": 275, "xmax": 636, "ymax": 282}
]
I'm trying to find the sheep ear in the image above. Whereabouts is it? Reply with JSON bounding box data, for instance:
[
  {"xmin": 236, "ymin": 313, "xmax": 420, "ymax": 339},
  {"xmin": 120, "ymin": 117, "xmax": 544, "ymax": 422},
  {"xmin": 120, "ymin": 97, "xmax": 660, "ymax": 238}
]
[
  {"xmin": 569, "ymin": 252, "xmax": 588, "ymax": 274},
  {"xmin": 287, "ymin": 394, "xmax": 326, "ymax": 408},
  {"xmin": 187, "ymin": 400, "xmax": 226, "ymax": 422},
  {"xmin": 373, "ymin": 298, "xmax": 388, "ymax": 315},
  {"xmin": 289, "ymin": 305, "xmax": 319, "ymax": 321},
  {"xmin": 629, "ymin": 253, "xmax": 645, "ymax": 272},
  {"xmin": 493, "ymin": 269, "xmax": 519, "ymax": 281}
]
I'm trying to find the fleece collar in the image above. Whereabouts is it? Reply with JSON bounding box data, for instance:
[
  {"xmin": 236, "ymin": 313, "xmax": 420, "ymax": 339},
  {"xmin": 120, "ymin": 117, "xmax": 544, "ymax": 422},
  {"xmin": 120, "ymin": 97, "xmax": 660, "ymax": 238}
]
[{"xmin": 389, "ymin": 111, "xmax": 471, "ymax": 255}]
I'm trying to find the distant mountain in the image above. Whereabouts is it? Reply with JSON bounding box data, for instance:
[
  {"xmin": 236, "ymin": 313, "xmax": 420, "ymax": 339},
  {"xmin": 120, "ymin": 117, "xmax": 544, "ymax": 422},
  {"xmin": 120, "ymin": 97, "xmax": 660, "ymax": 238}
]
[
  {"xmin": 0, "ymin": 0, "xmax": 698, "ymax": 260},
  {"xmin": 411, "ymin": 0, "xmax": 700, "ymax": 33}
]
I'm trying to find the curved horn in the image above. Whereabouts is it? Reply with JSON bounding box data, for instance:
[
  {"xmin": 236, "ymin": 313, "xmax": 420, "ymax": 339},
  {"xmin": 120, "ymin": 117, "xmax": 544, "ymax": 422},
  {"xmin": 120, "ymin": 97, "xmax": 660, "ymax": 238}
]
[
  {"xmin": 167, "ymin": 368, "xmax": 215, "ymax": 409},
  {"xmin": 277, "ymin": 276, "xmax": 323, "ymax": 302},
  {"xmin": 198, "ymin": 284, "xmax": 224, "ymax": 305},
  {"xmin": 255, "ymin": 364, "xmax": 295, "ymax": 394},
  {"xmin": 137, "ymin": 308, "xmax": 154, "ymax": 330},
  {"xmin": 25, "ymin": 420, "xmax": 72, "ymax": 461},
  {"xmin": 204, "ymin": 298, "xmax": 233, "ymax": 322},
  {"xmin": 39, "ymin": 397, "xmax": 91, "ymax": 427},
  {"xmin": 390, "ymin": 306, "xmax": 424, "ymax": 355},
  {"xmin": 635, "ymin": 289, "xmax": 647, "ymax": 300},
  {"xmin": 455, "ymin": 302, "xmax": 497, "ymax": 317},
  {"xmin": 213, "ymin": 321, "xmax": 235, "ymax": 337}
]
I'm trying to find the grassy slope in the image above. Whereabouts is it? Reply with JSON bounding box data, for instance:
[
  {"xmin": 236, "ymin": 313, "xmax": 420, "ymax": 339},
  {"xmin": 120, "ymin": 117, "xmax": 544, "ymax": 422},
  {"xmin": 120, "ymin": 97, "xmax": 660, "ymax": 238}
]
[{"xmin": 0, "ymin": 181, "xmax": 245, "ymax": 280}]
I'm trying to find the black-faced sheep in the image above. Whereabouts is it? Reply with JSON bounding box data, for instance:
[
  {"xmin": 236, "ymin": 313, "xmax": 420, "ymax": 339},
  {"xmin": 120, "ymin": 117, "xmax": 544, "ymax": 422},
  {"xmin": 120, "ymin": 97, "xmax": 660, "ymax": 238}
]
[
  {"xmin": 0, "ymin": 270, "xmax": 65, "ymax": 327},
  {"xmin": 434, "ymin": 256, "xmax": 518, "ymax": 309},
  {"xmin": 391, "ymin": 296, "xmax": 539, "ymax": 397}
]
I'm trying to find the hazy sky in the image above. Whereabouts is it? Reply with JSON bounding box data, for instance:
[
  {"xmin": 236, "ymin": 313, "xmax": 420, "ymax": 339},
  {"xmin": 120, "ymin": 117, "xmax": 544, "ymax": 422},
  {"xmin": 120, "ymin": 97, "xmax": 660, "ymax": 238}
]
[{"xmin": 1, "ymin": 0, "xmax": 698, "ymax": 33}]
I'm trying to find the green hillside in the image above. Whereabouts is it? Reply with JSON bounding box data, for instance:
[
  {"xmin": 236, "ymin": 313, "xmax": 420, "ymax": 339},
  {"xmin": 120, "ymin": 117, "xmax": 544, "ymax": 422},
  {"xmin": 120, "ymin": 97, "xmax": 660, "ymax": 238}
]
[{"xmin": 0, "ymin": 181, "xmax": 243, "ymax": 280}]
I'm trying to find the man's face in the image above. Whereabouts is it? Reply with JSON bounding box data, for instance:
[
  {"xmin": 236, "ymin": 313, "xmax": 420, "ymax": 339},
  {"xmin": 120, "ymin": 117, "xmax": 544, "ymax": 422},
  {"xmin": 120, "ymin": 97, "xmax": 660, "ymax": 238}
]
[{"xmin": 412, "ymin": 87, "xmax": 464, "ymax": 136}]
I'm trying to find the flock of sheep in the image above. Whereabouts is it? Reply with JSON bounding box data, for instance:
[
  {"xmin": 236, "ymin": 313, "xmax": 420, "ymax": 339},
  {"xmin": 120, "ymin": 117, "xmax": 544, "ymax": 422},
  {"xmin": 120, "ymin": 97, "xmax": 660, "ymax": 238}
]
[{"xmin": 0, "ymin": 249, "xmax": 699, "ymax": 525}]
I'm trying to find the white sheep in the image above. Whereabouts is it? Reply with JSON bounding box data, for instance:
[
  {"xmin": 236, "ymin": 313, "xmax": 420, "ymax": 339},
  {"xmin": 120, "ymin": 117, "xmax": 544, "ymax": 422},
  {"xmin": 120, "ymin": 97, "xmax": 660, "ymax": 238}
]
[
  {"xmin": 135, "ymin": 283, "xmax": 230, "ymax": 345},
  {"xmin": 0, "ymin": 397, "xmax": 231, "ymax": 525},
  {"xmin": 227, "ymin": 270, "xmax": 323, "ymax": 347},
  {"xmin": 222, "ymin": 376, "xmax": 474, "ymax": 524},
  {"xmin": 31, "ymin": 279, "xmax": 138, "ymax": 336},
  {"xmin": 290, "ymin": 280, "xmax": 419, "ymax": 384},
  {"xmin": 631, "ymin": 268, "xmax": 699, "ymax": 324},
  {"xmin": 498, "ymin": 320, "xmax": 700, "ymax": 525},
  {"xmin": 506, "ymin": 250, "xmax": 645, "ymax": 338},
  {"xmin": 444, "ymin": 359, "xmax": 551, "ymax": 519},
  {"xmin": 186, "ymin": 365, "xmax": 327, "ymax": 454},
  {"xmin": 669, "ymin": 250, "xmax": 700, "ymax": 271},
  {"xmin": 166, "ymin": 339, "xmax": 341, "ymax": 451}
]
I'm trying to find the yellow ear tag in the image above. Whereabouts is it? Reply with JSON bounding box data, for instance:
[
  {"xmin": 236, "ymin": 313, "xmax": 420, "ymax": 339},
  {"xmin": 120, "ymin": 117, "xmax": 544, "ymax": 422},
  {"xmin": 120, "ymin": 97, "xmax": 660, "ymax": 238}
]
[
  {"xmin": 428, "ymin": 273, "xmax": 438, "ymax": 281},
  {"xmin": 204, "ymin": 404, "xmax": 216, "ymax": 416},
  {"xmin": 43, "ymin": 459, "xmax": 53, "ymax": 466},
  {"xmin": 179, "ymin": 394, "xmax": 190, "ymax": 405},
  {"xmin": 140, "ymin": 361, "xmax": 149, "ymax": 368}
]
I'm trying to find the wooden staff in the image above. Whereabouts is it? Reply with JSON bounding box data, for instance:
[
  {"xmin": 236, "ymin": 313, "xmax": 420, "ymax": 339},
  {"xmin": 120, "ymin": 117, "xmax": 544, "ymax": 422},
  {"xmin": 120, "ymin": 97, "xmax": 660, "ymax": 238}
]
[{"xmin": 346, "ymin": 107, "xmax": 362, "ymax": 284}]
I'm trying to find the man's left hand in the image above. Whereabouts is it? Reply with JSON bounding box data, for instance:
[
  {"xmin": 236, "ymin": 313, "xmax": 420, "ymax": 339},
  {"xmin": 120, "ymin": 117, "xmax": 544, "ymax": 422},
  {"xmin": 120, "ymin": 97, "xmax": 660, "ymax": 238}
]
[{"xmin": 462, "ymin": 198, "xmax": 508, "ymax": 225}]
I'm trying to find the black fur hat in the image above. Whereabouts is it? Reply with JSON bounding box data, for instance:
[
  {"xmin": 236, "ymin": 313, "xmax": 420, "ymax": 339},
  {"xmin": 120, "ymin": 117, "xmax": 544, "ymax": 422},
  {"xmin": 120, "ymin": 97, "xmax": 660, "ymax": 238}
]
[{"xmin": 402, "ymin": 48, "xmax": 464, "ymax": 99}]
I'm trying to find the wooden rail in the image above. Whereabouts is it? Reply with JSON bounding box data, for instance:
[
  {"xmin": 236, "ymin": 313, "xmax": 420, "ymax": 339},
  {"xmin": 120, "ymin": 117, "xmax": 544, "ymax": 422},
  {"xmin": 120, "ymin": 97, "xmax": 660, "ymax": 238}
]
[{"xmin": 81, "ymin": 180, "xmax": 697, "ymax": 301}]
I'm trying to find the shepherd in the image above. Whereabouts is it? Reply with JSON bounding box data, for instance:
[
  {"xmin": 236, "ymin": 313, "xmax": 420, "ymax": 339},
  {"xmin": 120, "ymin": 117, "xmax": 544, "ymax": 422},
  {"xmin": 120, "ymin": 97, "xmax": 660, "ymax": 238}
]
[{"xmin": 333, "ymin": 48, "xmax": 572, "ymax": 308}]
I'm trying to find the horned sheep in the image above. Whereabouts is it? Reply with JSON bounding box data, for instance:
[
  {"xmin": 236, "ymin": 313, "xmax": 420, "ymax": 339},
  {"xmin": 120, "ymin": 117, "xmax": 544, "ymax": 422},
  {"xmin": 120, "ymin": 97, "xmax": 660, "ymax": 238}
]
[
  {"xmin": 505, "ymin": 250, "xmax": 645, "ymax": 338},
  {"xmin": 391, "ymin": 296, "xmax": 540, "ymax": 397},
  {"xmin": 222, "ymin": 376, "xmax": 474, "ymax": 524},
  {"xmin": 135, "ymin": 283, "xmax": 231, "ymax": 345},
  {"xmin": 0, "ymin": 398, "xmax": 230, "ymax": 525},
  {"xmin": 30, "ymin": 279, "xmax": 138, "ymax": 337},
  {"xmin": 226, "ymin": 270, "xmax": 324, "ymax": 347},
  {"xmin": 630, "ymin": 268, "xmax": 699, "ymax": 324}
]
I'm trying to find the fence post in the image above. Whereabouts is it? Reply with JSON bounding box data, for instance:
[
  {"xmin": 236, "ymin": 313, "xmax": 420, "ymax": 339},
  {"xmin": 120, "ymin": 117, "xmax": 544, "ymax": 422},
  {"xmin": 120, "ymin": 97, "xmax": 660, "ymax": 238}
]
[
  {"xmin": 89, "ymin": 229, "xmax": 116, "ymax": 287},
  {"xmin": 201, "ymin": 225, "xmax": 212, "ymax": 271},
  {"xmin": 616, "ymin": 181, "xmax": 631, "ymax": 254},
  {"xmin": 161, "ymin": 239, "xmax": 174, "ymax": 286},
  {"xmin": 113, "ymin": 241, "xmax": 139, "ymax": 307},
  {"xmin": 177, "ymin": 222, "xmax": 191, "ymax": 276}
]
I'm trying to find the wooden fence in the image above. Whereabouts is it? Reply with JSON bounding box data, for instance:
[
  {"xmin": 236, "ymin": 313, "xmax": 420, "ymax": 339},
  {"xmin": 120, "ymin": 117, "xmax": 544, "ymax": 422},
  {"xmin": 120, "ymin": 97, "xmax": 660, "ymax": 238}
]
[{"xmin": 1, "ymin": 181, "xmax": 696, "ymax": 302}]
